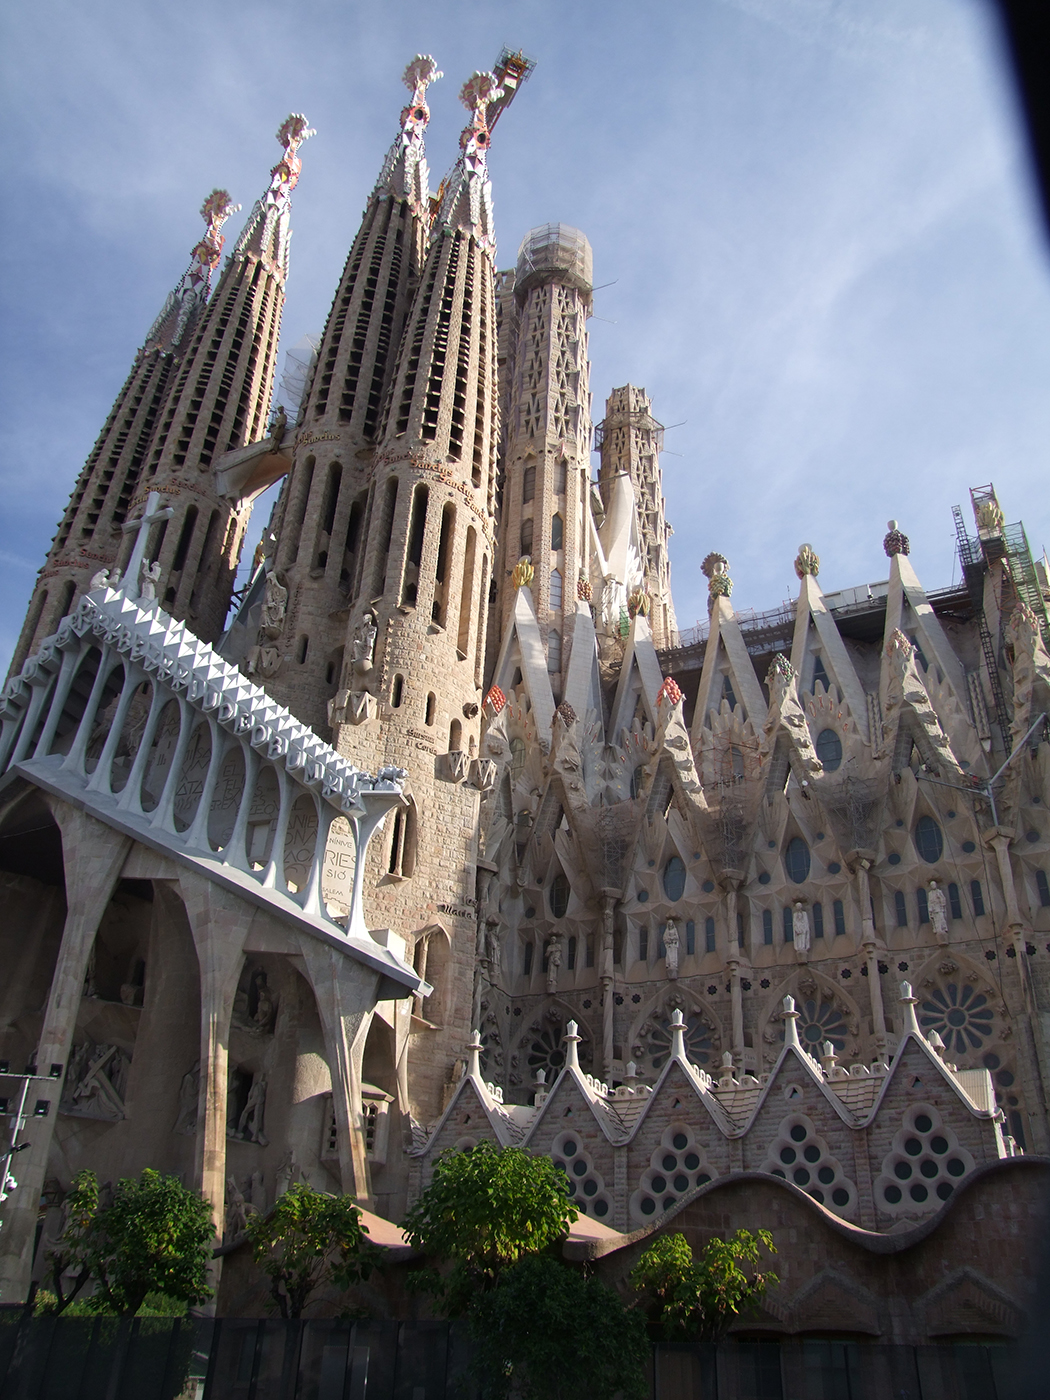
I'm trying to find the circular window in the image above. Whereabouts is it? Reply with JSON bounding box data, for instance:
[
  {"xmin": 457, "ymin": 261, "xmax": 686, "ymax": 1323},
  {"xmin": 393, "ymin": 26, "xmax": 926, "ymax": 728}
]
[
  {"xmin": 663, "ymin": 856, "xmax": 687, "ymax": 902},
  {"xmin": 815, "ymin": 729, "xmax": 843, "ymax": 771},
  {"xmin": 549, "ymin": 873, "xmax": 570, "ymax": 918},
  {"xmin": 784, "ymin": 837, "xmax": 811, "ymax": 884},
  {"xmin": 919, "ymin": 984, "xmax": 994, "ymax": 1055},
  {"xmin": 914, "ymin": 815, "xmax": 944, "ymax": 864}
]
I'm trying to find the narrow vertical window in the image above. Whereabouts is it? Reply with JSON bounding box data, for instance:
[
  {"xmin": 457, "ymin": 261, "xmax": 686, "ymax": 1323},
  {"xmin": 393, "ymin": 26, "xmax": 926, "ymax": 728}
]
[
  {"xmin": 894, "ymin": 891, "xmax": 908, "ymax": 927},
  {"xmin": 391, "ymin": 674, "xmax": 404, "ymax": 708},
  {"xmin": 567, "ymin": 936, "xmax": 577, "ymax": 971},
  {"xmin": 762, "ymin": 909, "xmax": 773, "ymax": 945},
  {"xmin": 425, "ymin": 692, "xmax": 436, "ymax": 726},
  {"xmin": 433, "ymin": 502, "xmax": 454, "ymax": 626},
  {"xmin": 685, "ymin": 920, "xmax": 695, "ymax": 956},
  {"xmin": 372, "ymin": 476, "xmax": 398, "ymax": 595},
  {"xmin": 297, "ymin": 635, "xmax": 309, "ymax": 664},
  {"xmin": 638, "ymin": 926, "xmax": 648, "ymax": 962},
  {"xmin": 520, "ymin": 517, "xmax": 534, "ymax": 556},
  {"xmin": 448, "ymin": 718, "xmax": 462, "ymax": 752},
  {"xmin": 704, "ymin": 917, "xmax": 716, "ymax": 953},
  {"xmin": 948, "ymin": 883, "xmax": 962, "ymax": 919},
  {"xmin": 457, "ymin": 526, "xmax": 476, "ymax": 656},
  {"xmin": 783, "ymin": 907, "xmax": 794, "ymax": 943},
  {"xmin": 523, "ymin": 940, "xmax": 533, "ymax": 976},
  {"xmin": 970, "ymin": 880, "xmax": 985, "ymax": 917},
  {"xmin": 522, "ymin": 465, "xmax": 536, "ymax": 503},
  {"xmin": 1038, "ymin": 870, "xmax": 1050, "ymax": 908},
  {"xmin": 551, "ymin": 513, "xmax": 564, "ymax": 551},
  {"xmin": 811, "ymin": 656, "xmax": 830, "ymax": 693},
  {"xmin": 549, "ymin": 569, "xmax": 563, "ymax": 611},
  {"xmin": 547, "ymin": 630, "xmax": 562, "ymax": 673},
  {"xmin": 401, "ymin": 484, "xmax": 428, "ymax": 606},
  {"xmin": 172, "ymin": 505, "xmax": 199, "ymax": 572},
  {"xmin": 812, "ymin": 903, "xmax": 824, "ymax": 939},
  {"xmin": 917, "ymin": 887, "xmax": 929, "ymax": 924},
  {"xmin": 833, "ymin": 900, "xmax": 846, "ymax": 937}
]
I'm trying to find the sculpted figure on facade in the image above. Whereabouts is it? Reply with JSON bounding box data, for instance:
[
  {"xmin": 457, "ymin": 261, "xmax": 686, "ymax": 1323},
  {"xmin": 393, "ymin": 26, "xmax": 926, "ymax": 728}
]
[
  {"xmin": 546, "ymin": 935, "xmax": 562, "ymax": 993},
  {"xmin": 792, "ymin": 902, "xmax": 811, "ymax": 954},
  {"xmin": 175, "ymin": 1062, "xmax": 200, "ymax": 1135},
  {"xmin": 139, "ymin": 559, "xmax": 162, "ymax": 602},
  {"xmin": 352, "ymin": 612, "xmax": 377, "ymax": 673},
  {"xmin": 664, "ymin": 918, "xmax": 680, "ymax": 979},
  {"xmin": 260, "ymin": 570, "xmax": 289, "ymax": 638},
  {"xmin": 928, "ymin": 880, "xmax": 949, "ymax": 942}
]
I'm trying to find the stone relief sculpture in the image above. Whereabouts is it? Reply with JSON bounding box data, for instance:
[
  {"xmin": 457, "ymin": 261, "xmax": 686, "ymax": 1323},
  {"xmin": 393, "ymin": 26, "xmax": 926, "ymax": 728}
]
[
  {"xmin": 61, "ymin": 1043, "xmax": 130, "ymax": 1121},
  {"xmin": 259, "ymin": 570, "xmax": 289, "ymax": 638},
  {"xmin": 792, "ymin": 902, "xmax": 811, "ymax": 955},
  {"xmin": 928, "ymin": 880, "xmax": 949, "ymax": 942},
  {"xmin": 275, "ymin": 1149, "xmax": 298, "ymax": 1198},
  {"xmin": 224, "ymin": 1176, "xmax": 253, "ymax": 1241},
  {"xmin": 546, "ymin": 935, "xmax": 562, "ymax": 993},
  {"xmin": 352, "ymin": 612, "xmax": 378, "ymax": 672},
  {"xmin": 664, "ymin": 919, "xmax": 680, "ymax": 980},
  {"xmin": 236, "ymin": 1074, "xmax": 269, "ymax": 1146}
]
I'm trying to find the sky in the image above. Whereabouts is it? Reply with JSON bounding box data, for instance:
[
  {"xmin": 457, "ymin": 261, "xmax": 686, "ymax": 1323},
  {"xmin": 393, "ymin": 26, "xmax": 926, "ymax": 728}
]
[{"xmin": 2, "ymin": 0, "xmax": 1049, "ymax": 672}]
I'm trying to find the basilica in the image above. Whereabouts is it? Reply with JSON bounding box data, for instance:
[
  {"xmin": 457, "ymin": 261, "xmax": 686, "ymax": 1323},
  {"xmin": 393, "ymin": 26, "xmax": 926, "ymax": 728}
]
[{"xmin": 2, "ymin": 51, "xmax": 1049, "ymax": 1339}]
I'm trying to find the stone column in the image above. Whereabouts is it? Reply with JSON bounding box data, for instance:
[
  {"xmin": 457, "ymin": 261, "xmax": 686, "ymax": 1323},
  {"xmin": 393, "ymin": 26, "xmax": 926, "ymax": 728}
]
[
  {"xmin": 600, "ymin": 893, "xmax": 617, "ymax": 1078},
  {"xmin": 849, "ymin": 852, "xmax": 887, "ymax": 1055},
  {"xmin": 0, "ymin": 801, "xmax": 131, "ymax": 1302},
  {"xmin": 724, "ymin": 882, "xmax": 745, "ymax": 1065},
  {"xmin": 176, "ymin": 869, "xmax": 254, "ymax": 1292},
  {"xmin": 298, "ymin": 941, "xmax": 383, "ymax": 1201}
]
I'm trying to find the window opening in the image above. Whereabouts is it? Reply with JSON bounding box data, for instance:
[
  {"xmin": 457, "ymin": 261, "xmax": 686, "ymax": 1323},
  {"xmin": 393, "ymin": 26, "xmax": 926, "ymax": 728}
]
[
  {"xmin": 784, "ymin": 837, "xmax": 811, "ymax": 884},
  {"xmin": 522, "ymin": 465, "xmax": 535, "ymax": 503},
  {"xmin": 401, "ymin": 484, "xmax": 429, "ymax": 606},
  {"xmin": 549, "ymin": 568, "xmax": 563, "ymax": 611},
  {"xmin": 915, "ymin": 816, "xmax": 944, "ymax": 864},
  {"xmin": 970, "ymin": 880, "xmax": 985, "ymax": 917},
  {"xmin": 762, "ymin": 910, "xmax": 773, "ymax": 945},
  {"xmin": 685, "ymin": 921, "xmax": 696, "ymax": 956},
  {"xmin": 638, "ymin": 926, "xmax": 649, "ymax": 962},
  {"xmin": 812, "ymin": 902, "xmax": 824, "ymax": 939},
  {"xmin": 425, "ymin": 693, "xmax": 436, "ymax": 726},
  {"xmin": 704, "ymin": 917, "xmax": 716, "ymax": 954},
  {"xmin": 833, "ymin": 900, "xmax": 846, "ymax": 937},
  {"xmin": 663, "ymin": 856, "xmax": 686, "ymax": 901},
  {"xmin": 895, "ymin": 891, "xmax": 908, "ymax": 927},
  {"xmin": 551, "ymin": 513, "xmax": 564, "ymax": 551},
  {"xmin": 917, "ymin": 887, "xmax": 929, "ymax": 924},
  {"xmin": 812, "ymin": 656, "xmax": 830, "ymax": 693},
  {"xmin": 948, "ymin": 883, "xmax": 962, "ymax": 919},
  {"xmin": 783, "ymin": 907, "xmax": 794, "ymax": 942},
  {"xmin": 391, "ymin": 674, "xmax": 404, "ymax": 708},
  {"xmin": 549, "ymin": 872, "xmax": 570, "ymax": 918},
  {"xmin": 815, "ymin": 728, "xmax": 842, "ymax": 771}
]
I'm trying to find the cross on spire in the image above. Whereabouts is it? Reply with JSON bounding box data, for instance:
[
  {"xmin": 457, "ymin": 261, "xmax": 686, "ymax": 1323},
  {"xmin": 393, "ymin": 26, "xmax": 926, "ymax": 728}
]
[{"xmin": 121, "ymin": 491, "xmax": 173, "ymax": 603}]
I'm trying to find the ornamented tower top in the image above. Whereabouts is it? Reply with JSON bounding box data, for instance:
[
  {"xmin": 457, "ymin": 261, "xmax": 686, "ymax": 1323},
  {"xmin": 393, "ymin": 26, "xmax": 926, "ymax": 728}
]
[
  {"xmin": 142, "ymin": 189, "xmax": 241, "ymax": 357},
  {"xmin": 375, "ymin": 54, "xmax": 443, "ymax": 211},
  {"xmin": 232, "ymin": 114, "xmax": 315, "ymax": 274}
]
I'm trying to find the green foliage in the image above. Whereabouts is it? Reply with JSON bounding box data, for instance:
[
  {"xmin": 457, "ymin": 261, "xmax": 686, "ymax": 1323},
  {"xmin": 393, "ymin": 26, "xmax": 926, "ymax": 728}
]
[
  {"xmin": 244, "ymin": 1182, "xmax": 378, "ymax": 1319},
  {"xmin": 402, "ymin": 1141, "xmax": 577, "ymax": 1312},
  {"xmin": 630, "ymin": 1229, "xmax": 778, "ymax": 1342},
  {"xmin": 468, "ymin": 1254, "xmax": 649, "ymax": 1400},
  {"xmin": 87, "ymin": 1170, "xmax": 214, "ymax": 1317},
  {"xmin": 40, "ymin": 1169, "xmax": 212, "ymax": 1318}
]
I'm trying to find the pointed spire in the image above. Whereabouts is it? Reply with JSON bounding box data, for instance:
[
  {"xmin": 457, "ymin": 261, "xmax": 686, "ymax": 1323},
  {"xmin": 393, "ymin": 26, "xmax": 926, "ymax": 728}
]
[
  {"xmin": 434, "ymin": 71, "xmax": 504, "ymax": 249},
  {"xmin": 374, "ymin": 54, "xmax": 442, "ymax": 212},
  {"xmin": 564, "ymin": 1019, "xmax": 582, "ymax": 1072},
  {"xmin": 233, "ymin": 113, "xmax": 315, "ymax": 274},
  {"xmin": 669, "ymin": 1008, "xmax": 688, "ymax": 1063},
  {"xmin": 782, "ymin": 995, "xmax": 802, "ymax": 1049},
  {"xmin": 899, "ymin": 981, "xmax": 922, "ymax": 1036},
  {"xmin": 466, "ymin": 1028, "xmax": 483, "ymax": 1078},
  {"xmin": 142, "ymin": 189, "xmax": 241, "ymax": 356}
]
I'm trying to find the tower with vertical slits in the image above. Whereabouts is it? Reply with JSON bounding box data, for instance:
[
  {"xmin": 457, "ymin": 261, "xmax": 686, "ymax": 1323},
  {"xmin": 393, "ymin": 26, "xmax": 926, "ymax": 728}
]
[
  {"xmin": 9, "ymin": 190, "xmax": 241, "ymax": 673},
  {"xmin": 255, "ymin": 58, "xmax": 442, "ymax": 730},
  {"xmin": 126, "ymin": 115, "xmax": 313, "ymax": 642}
]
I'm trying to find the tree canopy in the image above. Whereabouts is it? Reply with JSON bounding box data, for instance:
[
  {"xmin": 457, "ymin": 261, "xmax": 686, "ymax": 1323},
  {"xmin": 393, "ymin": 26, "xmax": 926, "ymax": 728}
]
[
  {"xmin": 245, "ymin": 1182, "xmax": 379, "ymax": 1318},
  {"xmin": 630, "ymin": 1229, "xmax": 778, "ymax": 1341}
]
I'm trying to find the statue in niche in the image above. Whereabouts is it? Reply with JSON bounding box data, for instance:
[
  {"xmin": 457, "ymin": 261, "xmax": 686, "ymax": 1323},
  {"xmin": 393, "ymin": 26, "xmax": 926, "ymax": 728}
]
[
  {"xmin": 664, "ymin": 919, "xmax": 680, "ymax": 980},
  {"xmin": 83, "ymin": 948, "xmax": 99, "ymax": 1000},
  {"xmin": 224, "ymin": 1176, "xmax": 252, "ymax": 1241},
  {"xmin": 237, "ymin": 1074, "xmax": 268, "ymax": 1146},
  {"xmin": 259, "ymin": 570, "xmax": 288, "ymax": 639},
  {"xmin": 233, "ymin": 966, "xmax": 276, "ymax": 1034},
  {"xmin": 175, "ymin": 1061, "xmax": 200, "ymax": 1135},
  {"xmin": 792, "ymin": 902, "xmax": 811, "ymax": 954},
  {"xmin": 928, "ymin": 880, "xmax": 949, "ymax": 941},
  {"xmin": 66, "ymin": 1044, "xmax": 129, "ymax": 1121},
  {"xmin": 545, "ymin": 936, "xmax": 562, "ymax": 993},
  {"xmin": 352, "ymin": 612, "xmax": 377, "ymax": 673}
]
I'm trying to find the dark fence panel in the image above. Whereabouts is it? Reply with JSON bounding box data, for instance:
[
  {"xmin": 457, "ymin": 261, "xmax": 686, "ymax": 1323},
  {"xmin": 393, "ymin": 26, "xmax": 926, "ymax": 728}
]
[{"xmin": 0, "ymin": 1310, "xmax": 1025, "ymax": 1400}]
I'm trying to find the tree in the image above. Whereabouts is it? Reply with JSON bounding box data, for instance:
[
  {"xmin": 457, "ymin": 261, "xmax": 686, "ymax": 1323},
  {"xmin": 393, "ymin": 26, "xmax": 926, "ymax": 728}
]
[
  {"xmin": 86, "ymin": 1169, "xmax": 214, "ymax": 1316},
  {"xmin": 630, "ymin": 1229, "xmax": 778, "ymax": 1342},
  {"xmin": 400, "ymin": 1141, "xmax": 577, "ymax": 1313},
  {"xmin": 244, "ymin": 1182, "xmax": 379, "ymax": 1318},
  {"xmin": 39, "ymin": 1169, "xmax": 213, "ymax": 1316},
  {"xmin": 469, "ymin": 1254, "xmax": 649, "ymax": 1400},
  {"xmin": 40, "ymin": 1170, "xmax": 98, "ymax": 1314}
]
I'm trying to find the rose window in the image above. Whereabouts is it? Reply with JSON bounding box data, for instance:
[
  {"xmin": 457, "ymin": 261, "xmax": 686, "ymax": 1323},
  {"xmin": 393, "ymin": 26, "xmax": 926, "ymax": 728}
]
[
  {"xmin": 777, "ymin": 998, "xmax": 847, "ymax": 1054},
  {"xmin": 919, "ymin": 983, "xmax": 994, "ymax": 1056},
  {"xmin": 630, "ymin": 1124, "xmax": 716, "ymax": 1224},
  {"xmin": 645, "ymin": 1011, "xmax": 714, "ymax": 1071},
  {"xmin": 527, "ymin": 1022, "xmax": 589, "ymax": 1078}
]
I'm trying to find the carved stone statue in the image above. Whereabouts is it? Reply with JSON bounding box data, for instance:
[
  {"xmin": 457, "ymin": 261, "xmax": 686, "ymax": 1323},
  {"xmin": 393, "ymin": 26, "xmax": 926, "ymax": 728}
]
[
  {"xmin": 139, "ymin": 559, "xmax": 162, "ymax": 602},
  {"xmin": 664, "ymin": 919, "xmax": 680, "ymax": 980},
  {"xmin": 89, "ymin": 568, "xmax": 112, "ymax": 591},
  {"xmin": 237, "ymin": 1075, "xmax": 269, "ymax": 1146},
  {"xmin": 270, "ymin": 404, "xmax": 288, "ymax": 445},
  {"xmin": 546, "ymin": 936, "xmax": 562, "ymax": 993},
  {"xmin": 175, "ymin": 1062, "xmax": 200, "ymax": 1135},
  {"xmin": 928, "ymin": 880, "xmax": 949, "ymax": 941},
  {"xmin": 352, "ymin": 612, "xmax": 378, "ymax": 672},
  {"xmin": 224, "ymin": 1176, "xmax": 251, "ymax": 1240},
  {"xmin": 275, "ymin": 1149, "xmax": 298, "ymax": 1199},
  {"xmin": 259, "ymin": 571, "xmax": 288, "ymax": 638},
  {"xmin": 792, "ymin": 902, "xmax": 811, "ymax": 954},
  {"xmin": 246, "ymin": 644, "xmax": 282, "ymax": 679}
]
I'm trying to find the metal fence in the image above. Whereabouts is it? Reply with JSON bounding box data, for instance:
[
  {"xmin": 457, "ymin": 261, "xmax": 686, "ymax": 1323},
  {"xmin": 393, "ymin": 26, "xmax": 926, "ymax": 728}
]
[{"xmin": 0, "ymin": 1310, "xmax": 1028, "ymax": 1400}]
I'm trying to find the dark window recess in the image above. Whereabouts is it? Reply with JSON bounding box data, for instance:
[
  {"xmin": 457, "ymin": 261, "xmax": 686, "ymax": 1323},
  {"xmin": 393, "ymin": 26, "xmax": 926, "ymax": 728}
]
[
  {"xmin": 520, "ymin": 516, "xmax": 534, "ymax": 556},
  {"xmin": 917, "ymin": 886, "xmax": 930, "ymax": 924},
  {"xmin": 550, "ymin": 872, "xmax": 570, "ymax": 919},
  {"xmin": 551, "ymin": 513, "xmax": 564, "ymax": 551},
  {"xmin": 812, "ymin": 656, "xmax": 830, "ymax": 693},
  {"xmin": 833, "ymin": 900, "xmax": 846, "ymax": 937},
  {"xmin": 783, "ymin": 907, "xmax": 794, "ymax": 943},
  {"xmin": 522, "ymin": 465, "xmax": 536, "ymax": 503},
  {"xmin": 946, "ymin": 882, "xmax": 962, "ymax": 919},
  {"xmin": 705, "ymin": 917, "xmax": 716, "ymax": 953},
  {"xmin": 425, "ymin": 693, "xmax": 436, "ymax": 726},
  {"xmin": 172, "ymin": 505, "xmax": 198, "ymax": 571},
  {"xmin": 722, "ymin": 675, "xmax": 737, "ymax": 710},
  {"xmin": 762, "ymin": 909, "xmax": 773, "ymax": 945},
  {"xmin": 815, "ymin": 728, "xmax": 842, "ymax": 771},
  {"xmin": 391, "ymin": 674, "xmax": 404, "ymax": 708},
  {"xmin": 812, "ymin": 903, "xmax": 824, "ymax": 939},
  {"xmin": 915, "ymin": 815, "xmax": 944, "ymax": 864},
  {"xmin": 971, "ymin": 880, "xmax": 986, "ymax": 917},
  {"xmin": 523, "ymin": 941, "xmax": 533, "ymax": 976},
  {"xmin": 663, "ymin": 856, "xmax": 686, "ymax": 901},
  {"xmin": 784, "ymin": 836, "xmax": 811, "ymax": 884},
  {"xmin": 685, "ymin": 920, "xmax": 696, "ymax": 956},
  {"xmin": 567, "ymin": 936, "xmax": 576, "ymax": 971},
  {"xmin": 638, "ymin": 926, "xmax": 649, "ymax": 961},
  {"xmin": 401, "ymin": 485, "xmax": 428, "ymax": 606},
  {"xmin": 895, "ymin": 891, "xmax": 908, "ymax": 927}
]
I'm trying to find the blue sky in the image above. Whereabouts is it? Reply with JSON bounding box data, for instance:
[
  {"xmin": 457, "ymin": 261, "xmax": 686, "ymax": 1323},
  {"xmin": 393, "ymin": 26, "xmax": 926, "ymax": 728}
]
[{"xmin": 2, "ymin": 0, "xmax": 1049, "ymax": 671}]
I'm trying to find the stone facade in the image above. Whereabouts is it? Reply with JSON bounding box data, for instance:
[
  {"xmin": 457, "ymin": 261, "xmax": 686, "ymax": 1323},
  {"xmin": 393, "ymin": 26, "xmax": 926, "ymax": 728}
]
[{"xmin": 4, "ymin": 46, "xmax": 1050, "ymax": 1331}]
